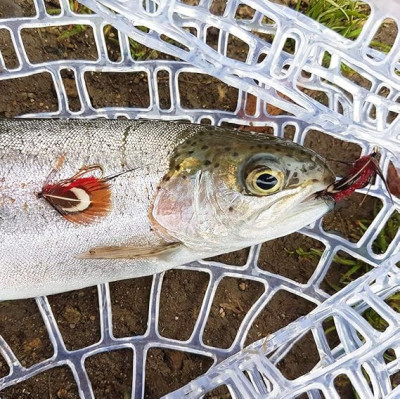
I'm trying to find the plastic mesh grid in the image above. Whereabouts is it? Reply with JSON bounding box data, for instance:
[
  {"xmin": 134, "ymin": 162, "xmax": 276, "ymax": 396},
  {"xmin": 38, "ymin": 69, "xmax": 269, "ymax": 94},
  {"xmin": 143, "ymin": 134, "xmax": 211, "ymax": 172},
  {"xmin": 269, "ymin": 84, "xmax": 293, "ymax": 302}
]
[
  {"xmin": 1, "ymin": 0, "xmax": 400, "ymax": 398},
  {"xmin": 166, "ymin": 253, "xmax": 400, "ymax": 399}
]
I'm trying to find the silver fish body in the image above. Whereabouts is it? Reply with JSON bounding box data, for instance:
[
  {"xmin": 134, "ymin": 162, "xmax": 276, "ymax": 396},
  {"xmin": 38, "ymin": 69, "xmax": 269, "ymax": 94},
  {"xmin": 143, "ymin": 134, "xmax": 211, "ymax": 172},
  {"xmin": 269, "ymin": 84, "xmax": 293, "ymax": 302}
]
[{"xmin": 0, "ymin": 119, "xmax": 335, "ymax": 300}]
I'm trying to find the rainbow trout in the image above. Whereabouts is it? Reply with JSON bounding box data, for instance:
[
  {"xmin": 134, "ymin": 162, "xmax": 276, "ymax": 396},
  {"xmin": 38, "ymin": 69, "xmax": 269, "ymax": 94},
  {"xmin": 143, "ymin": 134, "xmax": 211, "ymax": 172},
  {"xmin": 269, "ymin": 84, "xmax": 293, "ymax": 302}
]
[{"xmin": 0, "ymin": 119, "xmax": 335, "ymax": 300}]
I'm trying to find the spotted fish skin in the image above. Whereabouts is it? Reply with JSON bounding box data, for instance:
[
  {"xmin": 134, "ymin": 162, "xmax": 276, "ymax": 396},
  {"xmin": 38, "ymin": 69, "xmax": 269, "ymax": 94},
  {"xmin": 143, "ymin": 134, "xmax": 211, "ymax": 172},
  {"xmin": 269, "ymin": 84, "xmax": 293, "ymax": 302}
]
[{"xmin": 0, "ymin": 119, "xmax": 335, "ymax": 300}]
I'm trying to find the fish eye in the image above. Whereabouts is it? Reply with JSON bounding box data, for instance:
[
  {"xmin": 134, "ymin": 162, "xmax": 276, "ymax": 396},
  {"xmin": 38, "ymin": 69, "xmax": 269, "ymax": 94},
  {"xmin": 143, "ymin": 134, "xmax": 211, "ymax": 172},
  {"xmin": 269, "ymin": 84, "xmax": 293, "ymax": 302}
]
[{"xmin": 245, "ymin": 167, "xmax": 284, "ymax": 195}]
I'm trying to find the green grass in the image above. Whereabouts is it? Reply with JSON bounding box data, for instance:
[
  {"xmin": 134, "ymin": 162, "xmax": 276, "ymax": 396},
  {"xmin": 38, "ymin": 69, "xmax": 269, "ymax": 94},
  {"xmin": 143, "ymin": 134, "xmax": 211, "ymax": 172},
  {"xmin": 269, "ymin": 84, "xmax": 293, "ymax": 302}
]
[
  {"xmin": 293, "ymin": 0, "xmax": 396, "ymax": 82},
  {"xmin": 293, "ymin": 200, "xmax": 400, "ymax": 290},
  {"xmin": 58, "ymin": 24, "xmax": 87, "ymax": 41},
  {"xmin": 52, "ymin": 0, "xmax": 391, "ymax": 65},
  {"xmin": 293, "ymin": 199, "xmax": 400, "ymax": 362},
  {"xmin": 52, "ymin": 1, "xmax": 92, "ymax": 41},
  {"xmin": 372, "ymin": 210, "xmax": 400, "ymax": 254},
  {"xmin": 295, "ymin": 201, "xmax": 400, "ymax": 394},
  {"xmin": 293, "ymin": 247, "xmax": 373, "ymax": 291},
  {"xmin": 295, "ymin": 0, "xmax": 391, "ymax": 74},
  {"xmin": 50, "ymin": 1, "xmax": 168, "ymax": 61},
  {"xmin": 296, "ymin": 0, "xmax": 371, "ymax": 40}
]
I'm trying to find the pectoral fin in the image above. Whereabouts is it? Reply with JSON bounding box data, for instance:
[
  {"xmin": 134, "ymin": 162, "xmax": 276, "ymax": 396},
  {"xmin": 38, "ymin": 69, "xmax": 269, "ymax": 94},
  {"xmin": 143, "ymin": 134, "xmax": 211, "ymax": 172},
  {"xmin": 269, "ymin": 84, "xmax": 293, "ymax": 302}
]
[{"xmin": 77, "ymin": 242, "xmax": 181, "ymax": 259}]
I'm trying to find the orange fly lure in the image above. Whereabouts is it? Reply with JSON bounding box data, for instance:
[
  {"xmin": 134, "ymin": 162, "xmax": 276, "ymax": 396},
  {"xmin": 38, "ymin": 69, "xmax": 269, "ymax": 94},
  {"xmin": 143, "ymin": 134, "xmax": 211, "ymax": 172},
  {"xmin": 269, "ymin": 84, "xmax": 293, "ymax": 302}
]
[
  {"xmin": 38, "ymin": 165, "xmax": 112, "ymax": 224},
  {"xmin": 38, "ymin": 163, "xmax": 140, "ymax": 224}
]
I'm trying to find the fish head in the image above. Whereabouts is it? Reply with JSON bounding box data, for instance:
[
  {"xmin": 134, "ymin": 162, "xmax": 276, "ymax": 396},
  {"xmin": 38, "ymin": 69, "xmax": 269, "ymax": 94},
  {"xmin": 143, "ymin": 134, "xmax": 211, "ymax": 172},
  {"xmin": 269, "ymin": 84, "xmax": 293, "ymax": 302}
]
[{"xmin": 151, "ymin": 127, "xmax": 335, "ymax": 253}]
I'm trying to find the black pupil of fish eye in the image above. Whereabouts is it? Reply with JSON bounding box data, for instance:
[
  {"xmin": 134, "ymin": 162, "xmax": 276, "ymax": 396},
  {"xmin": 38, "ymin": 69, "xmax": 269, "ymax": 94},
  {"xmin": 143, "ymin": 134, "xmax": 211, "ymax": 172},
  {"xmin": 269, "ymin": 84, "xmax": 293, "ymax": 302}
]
[{"xmin": 256, "ymin": 173, "xmax": 278, "ymax": 191}]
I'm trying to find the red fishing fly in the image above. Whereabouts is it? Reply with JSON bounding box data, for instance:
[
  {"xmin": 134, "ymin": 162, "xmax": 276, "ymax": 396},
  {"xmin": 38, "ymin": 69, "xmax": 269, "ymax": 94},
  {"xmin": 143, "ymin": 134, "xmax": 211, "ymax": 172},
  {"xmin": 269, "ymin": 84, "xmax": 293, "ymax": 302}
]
[
  {"xmin": 322, "ymin": 149, "xmax": 391, "ymax": 202},
  {"xmin": 38, "ymin": 160, "xmax": 139, "ymax": 225},
  {"xmin": 38, "ymin": 165, "xmax": 112, "ymax": 224}
]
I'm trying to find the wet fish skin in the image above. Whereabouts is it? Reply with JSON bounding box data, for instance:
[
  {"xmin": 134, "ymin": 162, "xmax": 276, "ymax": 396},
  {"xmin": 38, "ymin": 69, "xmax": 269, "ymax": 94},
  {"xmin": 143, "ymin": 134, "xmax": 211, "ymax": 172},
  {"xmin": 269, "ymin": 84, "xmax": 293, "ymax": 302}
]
[{"xmin": 0, "ymin": 119, "xmax": 335, "ymax": 300}]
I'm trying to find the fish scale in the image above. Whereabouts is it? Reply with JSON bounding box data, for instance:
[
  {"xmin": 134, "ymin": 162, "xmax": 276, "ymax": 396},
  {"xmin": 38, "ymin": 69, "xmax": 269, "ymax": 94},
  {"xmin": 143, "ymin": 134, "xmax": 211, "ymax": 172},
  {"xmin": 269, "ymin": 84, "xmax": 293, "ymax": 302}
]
[
  {"xmin": 1, "ymin": 119, "xmax": 193, "ymax": 234},
  {"xmin": 0, "ymin": 119, "xmax": 335, "ymax": 300}
]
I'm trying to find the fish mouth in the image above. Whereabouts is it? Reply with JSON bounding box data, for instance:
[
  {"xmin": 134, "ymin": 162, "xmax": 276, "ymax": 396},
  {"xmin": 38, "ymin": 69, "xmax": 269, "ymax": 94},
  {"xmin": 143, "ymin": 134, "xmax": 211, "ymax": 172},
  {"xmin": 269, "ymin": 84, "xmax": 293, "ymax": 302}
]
[
  {"xmin": 300, "ymin": 176, "xmax": 336, "ymax": 202},
  {"xmin": 312, "ymin": 184, "xmax": 340, "ymax": 203},
  {"xmin": 301, "ymin": 189, "xmax": 334, "ymax": 204},
  {"xmin": 298, "ymin": 183, "xmax": 336, "ymax": 210},
  {"xmin": 255, "ymin": 181, "xmax": 335, "ymax": 241}
]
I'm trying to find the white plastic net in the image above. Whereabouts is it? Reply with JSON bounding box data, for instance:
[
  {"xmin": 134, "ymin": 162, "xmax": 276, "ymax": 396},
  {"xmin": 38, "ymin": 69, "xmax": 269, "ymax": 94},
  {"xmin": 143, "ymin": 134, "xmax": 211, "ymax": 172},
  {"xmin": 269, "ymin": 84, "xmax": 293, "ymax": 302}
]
[{"xmin": 0, "ymin": 0, "xmax": 400, "ymax": 398}]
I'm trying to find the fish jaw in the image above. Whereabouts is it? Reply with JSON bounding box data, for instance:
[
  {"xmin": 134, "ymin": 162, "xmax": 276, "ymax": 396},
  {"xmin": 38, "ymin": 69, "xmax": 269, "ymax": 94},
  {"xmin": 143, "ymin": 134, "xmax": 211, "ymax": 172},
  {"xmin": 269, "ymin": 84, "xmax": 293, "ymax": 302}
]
[
  {"xmin": 215, "ymin": 176, "xmax": 335, "ymax": 248},
  {"xmin": 245, "ymin": 182, "xmax": 335, "ymax": 243}
]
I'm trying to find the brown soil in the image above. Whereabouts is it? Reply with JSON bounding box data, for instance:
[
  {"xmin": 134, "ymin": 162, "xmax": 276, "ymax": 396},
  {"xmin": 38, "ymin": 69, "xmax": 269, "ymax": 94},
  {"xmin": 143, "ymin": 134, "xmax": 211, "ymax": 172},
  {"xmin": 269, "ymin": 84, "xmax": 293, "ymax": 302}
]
[
  {"xmin": 203, "ymin": 278, "xmax": 265, "ymax": 349},
  {"xmin": 47, "ymin": 288, "xmax": 101, "ymax": 351},
  {"xmin": 86, "ymin": 349, "xmax": 133, "ymax": 399},
  {"xmin": 144, "ymin": 349, "xmax": 213, "ymax": 398},
  {"xmin": 178, "ymin": 73, "xmax": 239, "ymax": 112},
  {"xmin": 0, "ymin": 367, "xmax": 80, "ymax": 399},
  {"xmin": 85, "ymin": 72, "xmax": 150, "ymax": 109},
  {"xmin": 0, "ymin": 72, "xmax": 58, "ymax": 117},
  {"xmin": 245, "ymin": 291, "xmax": 317, "ymax": 346},
  {"xmin": 258, "ymin": 232, "xmax": 323, "ymax": 284},
  {"xmin": 20, "ymin": 26, "xmax": 98, "ymax": 64},
  {"xmin": 0, "ymin": 0, "xmax": 35, "ymax": 19},
  {"xmin": 110, "ymin": 277, "xmax": 153, "ymax": 338},
  {"xmin": 276, "ymin": 331, "xmax": 320, "ymax": 380},
  {"xmin": 0, "ymin": 300, "xmax": 53, "ymax": 368},
  {"xmin": 158, "ymin": 270, "xmax": 209, "ymax": 341},
  {"xmin": 0, "ymin": 1, "xmax": 392, "ymax": 399}
]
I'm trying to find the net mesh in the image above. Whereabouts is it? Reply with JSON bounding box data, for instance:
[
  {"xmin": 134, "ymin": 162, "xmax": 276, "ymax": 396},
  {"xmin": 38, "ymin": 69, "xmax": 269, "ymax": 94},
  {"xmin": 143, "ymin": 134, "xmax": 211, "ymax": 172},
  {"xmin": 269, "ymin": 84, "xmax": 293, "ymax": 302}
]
[{"xmin": 0, "ymin": 0, "xmax": 400, "ymax": 398}]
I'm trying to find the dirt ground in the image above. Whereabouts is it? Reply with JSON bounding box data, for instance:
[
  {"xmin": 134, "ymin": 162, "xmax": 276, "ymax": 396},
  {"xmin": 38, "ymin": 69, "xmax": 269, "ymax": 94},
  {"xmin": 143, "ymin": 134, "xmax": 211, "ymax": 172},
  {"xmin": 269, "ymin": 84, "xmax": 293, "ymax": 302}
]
[{"xmin": 0, "ymin": 0, "xmax": 398, "ymax": 399}]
